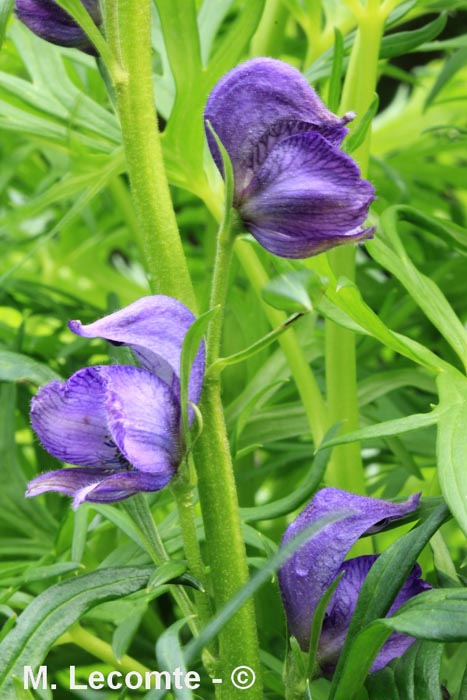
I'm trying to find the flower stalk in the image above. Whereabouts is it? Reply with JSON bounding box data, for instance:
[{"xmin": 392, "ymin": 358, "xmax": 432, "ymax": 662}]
[{"xmin": 193, "ymin": 210, "xmax": 262, "ymax": 699}]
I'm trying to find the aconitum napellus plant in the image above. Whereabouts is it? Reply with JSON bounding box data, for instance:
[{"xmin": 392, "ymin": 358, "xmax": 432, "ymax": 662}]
[
  {"xmin": 278, "ymin": 488, "xmax": 431, "ymax": 677},
  {"xmin": 26, "ymin": 296, "xmax": 204, "ymax": 507},
  {"xmin": 15, "ymin": 0, "xmax": 100, "ymax": 53},
  {"xmin": 205, "ymin": 58, "xmax": 375, "ymax": 258}
]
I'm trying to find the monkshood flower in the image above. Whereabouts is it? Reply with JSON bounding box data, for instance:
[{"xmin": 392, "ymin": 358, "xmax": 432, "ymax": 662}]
[
  {"xmin": 278, "ymin": 488, "xmax": 431, "ymax": 677},
  {"xmin": 205, "ymin": 58, "xmax": 375, "ymax": 259},
  {"xmin": 27, "ymin": 296, "xmax": 205, "ymax": 508},
  {"xmin": 15, "ymin": 0, "xmax": 101, "ymax": 54}
]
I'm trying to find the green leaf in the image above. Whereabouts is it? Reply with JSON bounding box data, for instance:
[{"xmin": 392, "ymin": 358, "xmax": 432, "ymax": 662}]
[
  {"xmin": 0, "ymin": 567, "xmax": 153, "ymax": 699},
  {"xmin": 263, "ymin": 270, "xmax": 328, "ymax": 314},
  {"xmin": 383, "ymin": 588, "xmax": 467, "ymax": 641},
  {"xmin": 307, "ymin": 572, "xmax": 345, "ymax": 679},
  {"xmin": 366, "ymin": 666, "xmax": 399, "ymax": 700},
  {"xmin": 425, "ymin": 46, "xmax": 467, "ymax": 109},
  {"xmin": 344, "ymin": 94, "xmax": 379, "ymax": 154},
  {"xmin": 148, "ymin": 561, "xmax": 187, "ymax": 590},
  {"xmin": 436, "ymin": 372, "xmax": 467, "ymax": 536},
  {"xmin": 112, "ymin": 604, "xmax": 146, "ymax": 662},
  {"xmin": 370, "ymin": 207, "xmax": 467, "ymax": 371},
  {"xmin": 240, "ymin": 424, "xmax": 339, "ymax": 522},
  {"xmin": 180, "ymin": 307, "xmax": 219, "ymax": 441},
  {"xmin": 205, "ymin": 120, "xmax": 234, "ymax": 215},
  {"xmin": 0, "ymin": 0, "xmax": 13, "ymax": 50},
  {"xmin": 327, "ymin": 29, "xmax": 344, "ymax": 113},
  {"xmin": 207, "ymin": 0, "xmax": 266, "ymax": 82},
  {"xmin": 380, "ymin": 13, "xmax": 447, "ymax": 60},
  {"xmin": 197, "ymin": 0, "xmax": 234, "ymax": 65},
  {"xmin": 156, "ymin": 0, "xmax": 201, "ymax": 79},
  {"xmin": 212, "ymin": 313, "xmax": 303, "ymax": 375},
  {"xmin": 320, "ymin": 407, "xmax": 443, "ymax": 449},
  {"xmin": 460, "ymin": 664, "xmax": 467, "ymax": 700},
  {"xmin": 0, "ymin": 349, "xmax": 61, "ymax": 385},
  {"xmin": 151, "ymin": 619, "xmax": 193, "ymax": 700},
  {"xmin": 53, "ymin": 0, "xmax": 117, "ymax": 75},
  {"xmin": 404, "ymin": 641, "xmax": 443, "ymax": 700},
  {"xmin": 21, "ymin": 562, "xmax": 82, "ymax": 583}
]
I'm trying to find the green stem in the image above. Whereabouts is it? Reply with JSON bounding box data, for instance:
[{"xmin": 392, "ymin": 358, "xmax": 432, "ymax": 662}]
[
  {"xmin": 103, "ymin": 0, "xmax": 196, "ymax": 309},
  {"xmin": 201, "ymin": 182, "xmax": 327, "ymax": 446},
  {"xmin": 250, "ymin": 0, "xmax": 289, "ymax": 58},
  {"xmin": 171, "ymin": 459, "xmax": 214, "ymax": 630},
  {"xmin": 193, "ymin": 216, "xmax": 262, "ymax": 699},
  {"xmin": 60, "ymin": 624, "xmax": 150, "ymax": 675},
  {"xmin": 123, "ymin": 495, "xmax": 200, "ymax": 638},
  {"xmin": 324, "ymin": 7, "xmax": 385, "ymax": 494}
]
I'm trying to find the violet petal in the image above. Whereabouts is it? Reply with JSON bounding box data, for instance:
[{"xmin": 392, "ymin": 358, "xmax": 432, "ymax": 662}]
[
  {"xmin": 205, "ymin": 57, "xmax": 351, "ymax": 194},
  {"xmin": 69, "ymin": 296, "xmax": 205, "ymax": 405},
  {"xmin": 73, "ymin": 470, "xmax": 174, "ymax": 507},
  {"xmin": 318, "ymin": 556, "xmax": 431, "ymax": 676},
  {"xmin": 30, "ymin": 367, "xmax": 119, "ymax": 468},
  {"xmin": 99, "ymin": 365, "xmax": 180, "ymax": 476},
  {"xmin": 239, "ymin": 131, "xmax": 375, "ymax": 259},
  {"xmin": 278, "ymin": 488, "xmax": 420, "ymax": 649},
  {"xmin": 26, "ymin": 466, "xmax": 114, "ymax": 498}
]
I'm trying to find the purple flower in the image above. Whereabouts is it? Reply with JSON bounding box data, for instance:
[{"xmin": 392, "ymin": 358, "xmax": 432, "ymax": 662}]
[
  {"xmin": 205, "ymin": 58, "xmax": 375, "ymax": 259},
  {"xmin": 15, "ymin": 0, "xmax": 101, "ymax": 54},
  {"xmin": 27, "ymin": 296, "xmax": 205, "ymax": 508},
  {"xmin": 278, "ymin": 488, "xmax": 431, "ymax": 677}
]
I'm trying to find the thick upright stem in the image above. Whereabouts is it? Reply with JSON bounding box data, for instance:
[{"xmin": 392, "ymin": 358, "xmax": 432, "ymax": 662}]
[
  {"xmin": 193, "ymin": 214, "xmax": 262, "ymax": 699},
  {"xmin": 103, "ymin": 0, "xmax": 196, "ymax": 310},
  {"xmin": 324, "ymin": 8, "xmax": 384, "ymax": 494}
]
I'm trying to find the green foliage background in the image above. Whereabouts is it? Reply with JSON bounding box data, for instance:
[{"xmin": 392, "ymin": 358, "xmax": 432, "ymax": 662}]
[{"xmin": 0, "ymin": 1, "xmax": 466, "ymax": 698}]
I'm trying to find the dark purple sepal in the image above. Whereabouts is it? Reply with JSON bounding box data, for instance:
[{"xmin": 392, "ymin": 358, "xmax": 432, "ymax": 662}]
[
  {"xmin": 205, "ymin": 58, "xmax": 376, "ymax": 260},
  {"xmin": 239, "ymin": 132, "xmax": 375, "ymax": 259},
  {"xmin": 278, "ymin": 488, "xmax": 421, "ymax": 650},
  {"xmin": 318, "ymin": 555, "xmax": 432, "ymax": 677},
  {"xmin": 205, "ymin": 57, "xmax": 350, "ymax": 195},
  {"xmin": 15, "ymin": 0, "xmax": 101, "ymax": 54}
]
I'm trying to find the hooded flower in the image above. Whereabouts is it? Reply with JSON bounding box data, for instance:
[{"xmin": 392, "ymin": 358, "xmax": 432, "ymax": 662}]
[
  {"xmin": 278, "ymin": 488, "xmax": 431, "ymax": 677},
  {"xmin": 205, "ymin": 58, "xmax": 375, "ymax": 259},
  {"xmin": 27, "ymin": 296, "xmax": 205, "ymax": 508},
  {"xmin": 15, "ymin": 0, "xmax": 101, "ymax": 54}
]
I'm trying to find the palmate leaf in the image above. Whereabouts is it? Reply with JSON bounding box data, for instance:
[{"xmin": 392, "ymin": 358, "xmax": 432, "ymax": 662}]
[{"xmin": 0, "ymin": 567, "xmax": 153, "ymax": 699}]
